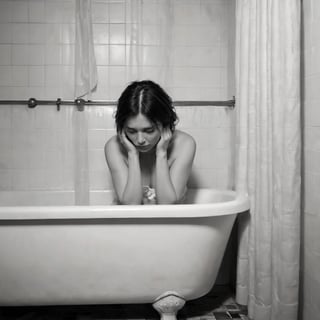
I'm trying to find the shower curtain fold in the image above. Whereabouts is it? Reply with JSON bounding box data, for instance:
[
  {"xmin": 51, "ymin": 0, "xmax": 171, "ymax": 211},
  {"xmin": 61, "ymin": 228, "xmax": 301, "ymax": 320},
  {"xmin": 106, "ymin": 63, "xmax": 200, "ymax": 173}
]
[
  {"xmin": 75, "ymin": 0, "xmax": 98, "ymax": 98},
  {"xmin": 125, "ymin": 0, "xmax": 173, "ymax": 88},
  {"xmin": 235, "ymin": 1, "xmax": 301, "ymax": 320},
  {"xmin": 73, "ymin": 0, "xmax": 96, "ymax": 204}
]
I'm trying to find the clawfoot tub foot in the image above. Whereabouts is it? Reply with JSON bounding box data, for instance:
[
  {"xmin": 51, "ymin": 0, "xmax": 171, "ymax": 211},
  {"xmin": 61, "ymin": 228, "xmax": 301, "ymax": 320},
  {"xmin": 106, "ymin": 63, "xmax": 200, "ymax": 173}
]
[{"xmin": 152, "ymin": 291, "xmax": 186, "ymax": 320}]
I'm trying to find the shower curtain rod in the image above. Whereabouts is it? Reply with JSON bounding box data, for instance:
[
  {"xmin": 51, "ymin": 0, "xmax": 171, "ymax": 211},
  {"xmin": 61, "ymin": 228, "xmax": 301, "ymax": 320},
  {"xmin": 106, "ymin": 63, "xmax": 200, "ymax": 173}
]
[{"xmin": 0, "ymin": 97, "xmax": 235, "ymax": 111}]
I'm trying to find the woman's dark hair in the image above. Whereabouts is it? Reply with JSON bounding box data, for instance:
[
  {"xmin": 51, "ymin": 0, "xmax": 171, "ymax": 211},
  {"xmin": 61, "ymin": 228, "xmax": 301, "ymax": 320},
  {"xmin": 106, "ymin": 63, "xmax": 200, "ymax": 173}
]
[{"xmin": 115, "ymin": 80, "xmax": 178, "ymax": 132}]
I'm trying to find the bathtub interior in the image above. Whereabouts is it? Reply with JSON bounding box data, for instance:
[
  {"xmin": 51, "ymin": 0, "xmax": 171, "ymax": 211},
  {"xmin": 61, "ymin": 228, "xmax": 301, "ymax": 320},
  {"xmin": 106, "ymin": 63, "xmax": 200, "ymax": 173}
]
[{"xmin": 0, "ymin": 188, "xmax": 237, "ymax": 207}]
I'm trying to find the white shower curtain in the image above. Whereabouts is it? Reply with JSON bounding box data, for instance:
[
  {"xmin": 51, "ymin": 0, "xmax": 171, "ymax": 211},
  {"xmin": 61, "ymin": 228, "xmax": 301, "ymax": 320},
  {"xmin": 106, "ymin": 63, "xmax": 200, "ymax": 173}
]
[
  {"xmin": 126, "ymin": 0, "xmax": 173, "ymax": 87},
  {"xmin": 75, "ymin": 0, "xmax": 98, "ymax": 98},
  {"xmin": 73, "ymin": 0, "xmax": 97, "ymax": 204},
  {"xmin": 235, "ymin": 1, "xmax": 301, "ymax": 320}
]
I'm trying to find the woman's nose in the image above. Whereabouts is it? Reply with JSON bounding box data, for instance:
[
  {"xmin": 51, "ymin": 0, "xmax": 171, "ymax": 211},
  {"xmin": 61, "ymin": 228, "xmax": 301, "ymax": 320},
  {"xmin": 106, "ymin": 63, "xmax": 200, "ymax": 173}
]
[{"xmin": 137, "ymin": 133, "xmax": 146, "ymax": 145}]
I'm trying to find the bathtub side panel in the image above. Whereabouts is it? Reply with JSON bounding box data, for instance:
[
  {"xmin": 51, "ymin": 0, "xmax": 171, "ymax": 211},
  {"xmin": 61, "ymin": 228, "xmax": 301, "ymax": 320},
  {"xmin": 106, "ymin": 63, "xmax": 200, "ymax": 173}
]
[{"xmin": 0, "ymin": 215, "xmax": 236, "ymax": 305}]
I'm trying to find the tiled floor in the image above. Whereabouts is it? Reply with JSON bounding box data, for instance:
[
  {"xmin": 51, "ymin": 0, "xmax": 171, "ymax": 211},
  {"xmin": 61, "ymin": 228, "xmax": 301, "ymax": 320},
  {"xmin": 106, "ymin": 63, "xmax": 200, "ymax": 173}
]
[{"xmin": 0, "ymin": 286, "xmax": 248, "ymax": 320}]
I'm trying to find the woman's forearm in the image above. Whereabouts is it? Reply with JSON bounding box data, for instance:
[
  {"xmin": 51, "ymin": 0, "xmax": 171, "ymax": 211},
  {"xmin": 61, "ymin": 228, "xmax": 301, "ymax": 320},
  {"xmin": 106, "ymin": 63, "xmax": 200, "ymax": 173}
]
[
  {"xmin": 155, "ymin": 152, "xmax": 178, "ymax": 204},
  {"xmin": 121, "ymin": 153, "xmax": 143, "ymax": 204}
]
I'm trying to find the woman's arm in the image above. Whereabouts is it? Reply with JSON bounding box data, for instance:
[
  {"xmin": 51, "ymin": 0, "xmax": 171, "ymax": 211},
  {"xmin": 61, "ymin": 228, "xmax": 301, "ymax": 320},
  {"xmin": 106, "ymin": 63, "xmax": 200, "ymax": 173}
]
[
  {"xmin": 155, "ymin": 130, "xmax": 196, "ymax": 204},
  {"xmin": 105, "ymin": 134, "xmax": 143, "ymax": 204}
]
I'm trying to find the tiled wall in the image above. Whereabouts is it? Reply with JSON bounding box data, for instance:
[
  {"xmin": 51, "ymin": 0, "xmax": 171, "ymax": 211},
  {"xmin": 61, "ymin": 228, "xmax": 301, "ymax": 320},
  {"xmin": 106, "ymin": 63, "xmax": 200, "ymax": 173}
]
[
  {"xmin": 0, "ymin": 0, "xmax": 235, "ymax": 193},
  {"xmin": 301, "ymin": 0, "xmax": 320, "ymax": 318}
]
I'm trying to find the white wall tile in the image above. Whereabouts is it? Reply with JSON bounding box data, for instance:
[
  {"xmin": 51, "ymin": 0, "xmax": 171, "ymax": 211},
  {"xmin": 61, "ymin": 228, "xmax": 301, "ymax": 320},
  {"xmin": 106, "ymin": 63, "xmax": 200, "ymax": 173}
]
[
  {"xmin": 104, "ymin": 85, "xmax": 124, "ymax": 100},
  {"xmin": 89, "ymin": 168, "xmax": 113, "ymax": 189},
  {"xmin": 0, "ymin": 129, "xmax": 12, "ymax": 149},
  {"xmin": 142, "ymin": 46, "xmax": 162, "ymax": 66},
  {"xmin": 95, "ymin": 45, "xmax": 109, "ymax": 65},
  {"xmin": 93, "ymin": 23, "xmax": 109, "ymax": 44},
  {"xmin": 173, "ymin": 46, "xmax": 221, "ymax": 67},
  {"xmin": 61, "ymin": 65, "xmax": 74, "ymax": 90},
  {"xmin": 109, "ymin": 2, "xmax": 126, "ymax": 23},
  {"xmin": 173, "ymin": 25, "xmax": 220, "ymax": 46},
  {"xmin": 87, "ymin": 107, "xmax": 115, "ymax": 130},
  {"xmin": 43, "ymin": 149, "xmax": 64, "ymax": 172},
  {"xmin": 45, "ymin": 24, "xmax": 61, "ymax": 44},
  {"xmin": 0, "ymin": 170, "xmax": 12, "ymax": 190},
  {"xmin": 45, "ymin": 66, "xmax": 61, "ymax": 87},
  {"xmin": 29, "ymin": 66, "xmax": 45, "ymax": 87},
  {"xmin": 88, "ymin": 129, "xmax": 110, "ymax": 149},
  {"xmin": 88, "ymin": 149, "xmax": 106, "ymax": 171},
  {"xmin": 109, "ymin": 24, "xmax": 126, "ymax": 44},
  {"xmin": 11, "ymin": 44, "xmax": 29, "ymax": 65},
  {"xmin": 172, "ymin": 67, "xmax": 221, "ymax": 87},
  {"xmin": 28, "ymin": 86, "xmax": 46, "ymax": 100},
  {"xmin": 12, "ymin": 170, "xmax": 30, "ymax": 190},
  {"xmin": 0, "ymin": 44, "xmax": 11, "ymax": 66},
  {"xmin": 11, "ymin": 23, "xmax": 29, "ymax": 44},
  {"xmin": 45, "ymin": 1, "xmax": 64, "ymax": 24},
  {"xmin": 0, "ymin": 66, "xmax": 12, "ymax": 86},
  {"xmin": 28, "ymin": 24, "xmax": 46, "ymax": 44},
  {"xmin": 141, "ymin": 3, "xmax": 159, "ymax": 25},
  {"xmin": 61, "ymin": 23, "xmax": 75, "ymax": 44},
  {"xmin": 12, "ymin": 66, "xmax": 28, "ymax": 86},
  {"xmin": 11, "ymin": 1, "xmax": 28, "ymax": 23},
  {"xmin": 141, "ymin": 25, "xmax": 161, "ymax": 45},
  {"xmin": 188, "ymin": 168, "xmax": 231, "ymax": 189},
  {"xmin": 62, "ymin": 1, "xmax": 75, "ymax": 24},
  {"xmin": 109, "ymin": 45, "xmax": 125, "ymax": 65},
  {"xmin": 34, "ymin": 105, "xmax": 57, "ymax": 129},
  {"xmin": 172, "ymin": 86, "xmax": 223, "ymax": 100},
  {"xmin": 28, "ymin": 1, "xmax": 45, "ymax": 23},
  {"xmin": 0, "ymin": 2, "xmax": 12, "ymax": 23},
  {"xmin": 174, "ymin": 4, "xmax": 202, "ymax": 25},
  {"xmin": 45, "ymin": 45, "xmax": 62, "ymax": 65},
  {"xmin": 28, "ymin": 45, "xmax": 45, "ymax": 65},
  {"xmin": 108, "ymin": 66, "xmax": 126, "ymax": 86},
  {"xmin": 96, "ymin": 66, "xmax": 109, "ymax": 89},
  {"xmin": 92, "ymin": 2, "xmax": 109, "ymax": 23},
  {"xmin": 0, "ymin": 147, "xmax": 12, "ymax": 169},
  {"xmin": 61, "ymin": 44, "xmax": 75, "ymax": 65},
  {"xmin": 0, "ymin": 24, "xmax": 12, "ymax": 43}
]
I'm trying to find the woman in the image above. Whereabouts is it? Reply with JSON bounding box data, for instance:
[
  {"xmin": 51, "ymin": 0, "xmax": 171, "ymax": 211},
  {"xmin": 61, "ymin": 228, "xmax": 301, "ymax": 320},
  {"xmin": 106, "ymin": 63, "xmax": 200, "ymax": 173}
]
[{"xmin": 105, "ymin": 80, "xmax": 196, "ymax": 205}]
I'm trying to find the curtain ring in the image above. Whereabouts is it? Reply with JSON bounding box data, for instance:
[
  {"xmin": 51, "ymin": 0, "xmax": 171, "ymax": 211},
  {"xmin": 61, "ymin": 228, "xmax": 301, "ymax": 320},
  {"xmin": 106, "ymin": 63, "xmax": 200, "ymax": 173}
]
[{"xmin": 56, "ymin": 98, "xmax": 62, "ymax": 111}]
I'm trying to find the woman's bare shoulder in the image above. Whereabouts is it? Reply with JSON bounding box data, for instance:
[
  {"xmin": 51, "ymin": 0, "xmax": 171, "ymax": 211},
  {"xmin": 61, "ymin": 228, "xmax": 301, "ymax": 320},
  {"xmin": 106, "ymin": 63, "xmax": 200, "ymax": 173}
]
[
  {"xmin": 105, "ymin": 135, "xmax": 125, "ymax": 160},
  {"xmin": 105, "ymin": 135, "xmax": 117, "ymax": 152},
  {"xmin": 170, "ymin": 130, "xmax": 196, "ymax": 155},
  {"xmin": 173, "ymin": 130, "xmax": 196, "ymax": 147}
]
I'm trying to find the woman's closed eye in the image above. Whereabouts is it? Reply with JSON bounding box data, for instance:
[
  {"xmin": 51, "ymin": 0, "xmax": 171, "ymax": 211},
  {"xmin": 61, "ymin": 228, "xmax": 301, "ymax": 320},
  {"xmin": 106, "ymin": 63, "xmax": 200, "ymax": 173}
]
[
  {"xmin": 144, "ymin": 128, "xmax": 155, "ymax": 134},
  {"xmin": 126, "ymin": 128, "xmax": 137, "ymax": 134},
  {"xmin": 126, "ymin": 128, "xmax": 155, "ymax": 134}
]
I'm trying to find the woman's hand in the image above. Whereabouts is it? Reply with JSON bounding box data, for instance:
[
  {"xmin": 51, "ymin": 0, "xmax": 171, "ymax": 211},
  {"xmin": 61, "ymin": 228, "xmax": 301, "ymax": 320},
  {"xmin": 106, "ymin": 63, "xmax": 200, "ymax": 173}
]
[
  {"xmin": 118, "ymin": 131, "xmax": 138, "ymax": 156},
  {"xmin": 156, "ymin": 125, "xmax": 172, "ymax": 156}
]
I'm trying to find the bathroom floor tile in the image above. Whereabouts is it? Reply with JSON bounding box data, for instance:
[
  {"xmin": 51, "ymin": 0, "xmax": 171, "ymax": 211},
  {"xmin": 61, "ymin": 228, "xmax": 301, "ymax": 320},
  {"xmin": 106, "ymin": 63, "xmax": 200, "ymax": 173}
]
[{"xmin": 212, "ymin": 312, "xmax": 232, "ymax": 319}]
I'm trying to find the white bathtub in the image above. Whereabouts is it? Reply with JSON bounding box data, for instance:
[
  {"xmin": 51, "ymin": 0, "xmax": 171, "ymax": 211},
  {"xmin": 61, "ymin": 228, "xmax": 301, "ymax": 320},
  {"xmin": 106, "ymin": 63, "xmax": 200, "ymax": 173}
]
[{"xmin": 0, "ymin": 188, "xmax": 249, "ymax": 319}]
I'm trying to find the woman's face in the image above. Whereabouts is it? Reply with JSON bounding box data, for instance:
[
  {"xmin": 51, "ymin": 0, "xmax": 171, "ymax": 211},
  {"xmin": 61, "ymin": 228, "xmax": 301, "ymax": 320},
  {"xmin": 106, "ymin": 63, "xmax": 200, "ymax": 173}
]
[{"xmin": 123, "ymin": 113, "xmax": 161, "ymax": 153}]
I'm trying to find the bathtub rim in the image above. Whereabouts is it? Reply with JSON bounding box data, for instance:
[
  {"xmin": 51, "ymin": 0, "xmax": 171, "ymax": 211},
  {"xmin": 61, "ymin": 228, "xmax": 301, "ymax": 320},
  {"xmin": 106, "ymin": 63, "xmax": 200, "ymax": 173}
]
[{"xmin": 0, "ymin": 189, "xmax": 249, "ymax": 220}]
